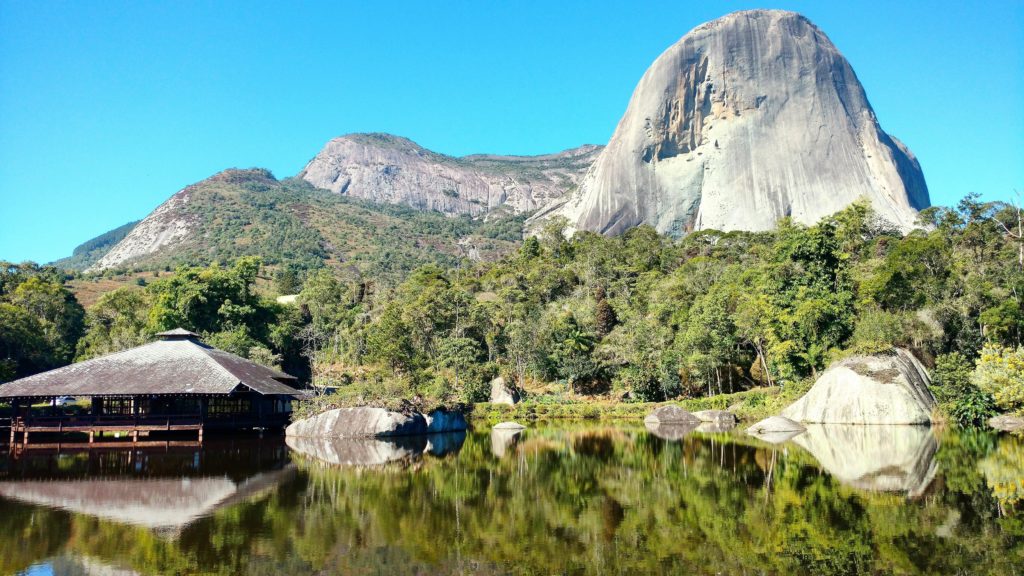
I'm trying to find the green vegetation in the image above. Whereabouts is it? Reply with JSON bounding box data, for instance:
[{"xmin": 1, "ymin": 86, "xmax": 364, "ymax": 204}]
[
  {"xmin": 0, "ymin": 262, "xmax": 84, "ymax": 381},
  {"xmin": 1, "ymin": 426, "xmax": 1021, "ymax": 575},
  {"xmin": 51, "ymin": 220, "xmax": 139, "ymax": 270},
  {"xmin": 6, "ymin": 194, "xmax": 1024, "ymax": 429},
  {"xmin": 83, "ymin": 169, "xmax": 522, "ymax": 286}
]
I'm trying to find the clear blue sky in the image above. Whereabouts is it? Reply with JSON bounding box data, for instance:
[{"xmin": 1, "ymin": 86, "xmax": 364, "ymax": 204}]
[{"xmin": 1, "ymin": 0, "xmax": 1021, "ymax": 263}]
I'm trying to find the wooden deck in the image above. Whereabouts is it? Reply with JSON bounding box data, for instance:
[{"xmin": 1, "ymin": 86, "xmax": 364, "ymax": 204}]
[{"xmin": 9, "ymin": 415, "xmax": 205, "ymax": 445}]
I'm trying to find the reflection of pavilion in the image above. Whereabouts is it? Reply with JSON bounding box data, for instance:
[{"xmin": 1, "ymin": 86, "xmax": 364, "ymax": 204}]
[
  {"xmin": 0, "ymin": 441, "xmax": 295, "ymax": 532},
  {"xmin": 793, "ymin": 424, "xmax": 939, "ymax": 497}
]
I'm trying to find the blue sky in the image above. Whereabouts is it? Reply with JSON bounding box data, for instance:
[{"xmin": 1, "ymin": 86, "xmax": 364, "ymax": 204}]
[{"xmin": 1, "ymin": 0, "xmax": 1021, "ymax": 264}]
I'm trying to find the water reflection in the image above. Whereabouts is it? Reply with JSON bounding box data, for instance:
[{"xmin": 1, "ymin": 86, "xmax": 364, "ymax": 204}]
[
  {"xmin": 791, "ymin": 424, "xmax": 939, "ymax": 496},
  {"xmin": 286, "ymin": 431, "xmax": 469, "ymax": 466},
  {"xmin": 644, "ymin": 420, "xmax": 699, "ymax": 440},
  {"xmin": 0, "ymin": 426, "xmax": 1020, "ymax": 576},
  {"xmin": 490, "ymin": 427, "xmax": 523, "ymax": 457}
]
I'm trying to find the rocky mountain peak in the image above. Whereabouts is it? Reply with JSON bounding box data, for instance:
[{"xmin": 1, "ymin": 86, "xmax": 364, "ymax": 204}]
[
  {"xmin": 299, "ymin": 133, "xmax": 600, "ymax": 216},
  {"xmin": 535, "ymin": 9, "xmax": 929, "ymax": 236}
]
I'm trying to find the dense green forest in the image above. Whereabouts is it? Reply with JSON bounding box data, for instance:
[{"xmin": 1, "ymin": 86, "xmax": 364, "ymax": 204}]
[{"xmin": 3, "ymin": 195, "xmax": 1024, "ymax": 424}]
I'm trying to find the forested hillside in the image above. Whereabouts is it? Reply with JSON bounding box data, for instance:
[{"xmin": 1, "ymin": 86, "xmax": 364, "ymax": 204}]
[{"xmin": 4, "ymin": 195, "xmax": 1023, "ymax": 425}]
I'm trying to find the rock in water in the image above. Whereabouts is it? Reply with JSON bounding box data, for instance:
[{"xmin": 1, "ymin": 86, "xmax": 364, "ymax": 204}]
[
  {"xmin": 286, "ymin": 407, "xmax": 428, "ymax": 438},
  {"xmin": 644, "ymin": 405, "xmax": 700, "ymax": 425},
  {"xmin": 535, "ymin": 10, "xmax": 929, "ymax": 236},
  {"xmin": 782, "ymin": 348, "xmax": 936, "ymax": 424}
]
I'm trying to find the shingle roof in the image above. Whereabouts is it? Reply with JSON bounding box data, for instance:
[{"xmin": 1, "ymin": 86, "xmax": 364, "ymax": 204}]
[{"xmin": 0, "ymin": 337, "xmax": 300, "ymax": 399}]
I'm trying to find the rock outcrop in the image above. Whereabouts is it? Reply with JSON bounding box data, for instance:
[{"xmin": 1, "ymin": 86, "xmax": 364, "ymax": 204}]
[
  {"xmin": 782, "ymin": 348, "xmax": 936, "ymax": 424},
  {"xmin": 535, "ymin": 10, "xmax": 929, "ymax": 237},
  {"xmin": 286, "ymin": 407, "xmax": 428, "ymax": 439},
  {"xmin": 489, "ymin": 376, "xmax": 521, "ymax": 405},
  {"xmin": 988, "ymin": 414, "xmax": 1024, "ymax": 433},
  {"xmin": 793, "ymin": 424, "xmax": 938, "ymax": 496},
  {"xmin": 746, "ymin": 416, "xmax": 806, "ymax": 443},
  {"xmin": 424, "ymin": 410, "xmax": 469, "ymax": 434},
  {"xmin": 300, "ymin": 133, "xmax": 600, "ymax": 217},
  {"xmin": 644, "ymin": 405, "xmax": 701, "ymax": 425}
]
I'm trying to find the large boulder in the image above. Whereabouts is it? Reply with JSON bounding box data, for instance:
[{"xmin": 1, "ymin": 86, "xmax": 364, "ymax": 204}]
[
  {"xmin": 286, "ymin": 407, "xmax": 427, "ymax": 439},
  {"xmin": 746, "ymin": 416, "xmax": 806, "ymax": 444},
  {"xmin": 489, "ymin": 376, "xmax": 521, "ymax": 405},
  {"xmin": 644, "ymin": 405, "xmax": 700, "ymax": 426},
  {"xmin": 424, "ymin": 410, "xmax": 468, "ymax": 434},
  {"xmin": 692, "ymin": 410, "xmax": 737, "ymax": 427},
  {"xmin": 783, "ymin": 348, "xmax": 937, "ymax": 424},
  {"xmin": 988, "ymin": 414, "xmax": 1024, "ymax": 433}
]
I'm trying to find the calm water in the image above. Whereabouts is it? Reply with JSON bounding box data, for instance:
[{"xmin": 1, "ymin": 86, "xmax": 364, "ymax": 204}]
[{"xmin": 0, "ymin": 423, "xmax": 1022, "ymax": 575}]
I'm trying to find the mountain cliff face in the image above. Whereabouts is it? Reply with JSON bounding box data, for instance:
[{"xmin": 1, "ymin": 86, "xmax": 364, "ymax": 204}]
[
  {"xmin": 299, "ymin": 133, "xmax": 600, "ymax": 216},
  {"xmin": 535, "ymin": 10, "xmax": 929, "ymax": 236}
]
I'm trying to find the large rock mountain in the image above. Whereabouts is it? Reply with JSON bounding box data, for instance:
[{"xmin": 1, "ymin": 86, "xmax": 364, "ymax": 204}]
[
  {"xmin": 535, "ymin": 10, "xmax": 929, "ymax": 236},
  {"xmin": 85, "ymin": 136, "xmax": 598, "ymax": 273},
  {"xmin": 299, "ymin": 133, "xmax": 601, "ymax": 216}
]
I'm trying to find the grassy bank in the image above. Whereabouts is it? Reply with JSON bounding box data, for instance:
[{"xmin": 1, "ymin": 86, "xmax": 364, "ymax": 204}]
[{"xmin": 470, "ymin": 382, "xmax": 813, "ymax": 425}]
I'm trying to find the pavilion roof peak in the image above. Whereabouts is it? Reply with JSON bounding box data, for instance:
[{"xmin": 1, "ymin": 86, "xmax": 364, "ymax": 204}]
[{"xmin": 156, "ymin": 328, "xmax": 201, "ymax": 340}]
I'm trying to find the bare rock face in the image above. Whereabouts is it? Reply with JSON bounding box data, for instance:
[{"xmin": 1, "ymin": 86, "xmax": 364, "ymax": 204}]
[
  {"xmin": 536, "ymin": 10, "xmax": 929, "ymax": 236},
  {"xmin": 286, "ymin": 407, "xmax": 428, "ymax": 438},
  {"xmin": 300, "ymin": 133, "xmax": 600, "ymax": 216},
  {"xmin": 489, "ymin": 376, "xmax": 521, "ymax": 405},
  {"xmin": 783, "ymin": 348, "xmax": 936, "ymax": 424}
]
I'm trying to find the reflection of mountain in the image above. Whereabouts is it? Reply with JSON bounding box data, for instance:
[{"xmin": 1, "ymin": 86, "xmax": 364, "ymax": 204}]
[
  {"xmin": 793, "ymin": 425, "xmax": 939, "ymax": 496},
  {"xmin": 0, "ymin": 440, "xmax": 295, "ymax": 532}
]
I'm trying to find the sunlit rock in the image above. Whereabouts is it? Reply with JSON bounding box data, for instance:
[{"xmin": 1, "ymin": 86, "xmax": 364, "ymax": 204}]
[
  {"xmin": 988, "ymin": 414, "xmax": 1024, "ymax": 433},
  {"xmin": 489, "ymin": 376, "xmax": 521, "ymax": 405},
  {"xmin": 692, "ymin": 410, "xmax": 737, "ymax": 427},
  {"xmin": 286, "ymin": 407, "xmax": 428, "ymax": 438},
  {"xmin": 793, "ymin": 424, "xmax": 938, "ymax": 496},
  {"xmin": 746, "ymin": 416, "xmax": 805, "ymax": 444},
  {"xmin": 286, "ymin": 435, "xmax": 427, "ymax": 467},
  {"xmin": 493, "ymin": 421, "xmax": 527, "ymax": 430},
  {"xmin": 783, "ymin": 348, "xmax": 936, "ymax": 424},
  {"xmin": 644, "ymin": 405, "xmax": 700, "ymax": 425}
]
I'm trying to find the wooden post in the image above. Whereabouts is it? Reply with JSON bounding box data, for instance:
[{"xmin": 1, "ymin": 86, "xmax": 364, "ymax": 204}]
[
  {"xmin": 89, "ymin": 430, "xmax": 95, "ymax": 444},
  {"xmin": 198, "ymin": 424, "xmax": 204, "ymax": 444},
  {"xmin": 132, "ymin": 430, "xmax": 139, "ymax": 443}
]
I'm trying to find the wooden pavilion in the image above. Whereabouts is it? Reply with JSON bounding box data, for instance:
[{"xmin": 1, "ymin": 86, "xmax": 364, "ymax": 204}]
[{"xmin": 0, "ymin": 329, "xmax": 301, "ymax": 445}]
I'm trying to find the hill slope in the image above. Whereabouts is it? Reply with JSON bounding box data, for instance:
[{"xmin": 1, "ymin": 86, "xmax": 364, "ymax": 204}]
[
  {"xmin": 53, "ymin": 221, "xmax": 139, "ymax": 270},
  {"xmin": 84, "ymin": 168, "xmax": 523, "ymax": 282},
  {"xmin": 535, "ymin": 10, "xmax": 929, "ymax": 236}
]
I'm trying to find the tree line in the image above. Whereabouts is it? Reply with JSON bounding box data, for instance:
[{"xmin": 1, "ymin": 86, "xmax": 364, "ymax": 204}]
[{"xmin": 2, "ymin": 195, "xmax": 1023, "ymax": 424}]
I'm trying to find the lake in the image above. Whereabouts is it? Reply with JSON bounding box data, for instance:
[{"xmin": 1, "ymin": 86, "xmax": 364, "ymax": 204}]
[{"xmin": 0, "ymin": 423, "xmax": 1021, "ymax": 575}]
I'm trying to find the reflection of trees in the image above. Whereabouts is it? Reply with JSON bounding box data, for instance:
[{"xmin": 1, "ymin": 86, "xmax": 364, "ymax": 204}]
[
  {"xmin": 1, "ymin": 429, "xmax": 1022, "ymax": 575},
  {"xmin": 981, "ymin": 438, "xmax": 1024, "ymax": 511}
]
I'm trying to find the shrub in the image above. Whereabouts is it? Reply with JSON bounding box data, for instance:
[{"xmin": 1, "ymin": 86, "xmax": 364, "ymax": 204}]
[
  {"xmin": 932, "ymin": 352, "xmax": 996, "ymax": 426},
  {"xmin": 972, "ymin": 345, "xmax": 1024, "ymax": 413}
]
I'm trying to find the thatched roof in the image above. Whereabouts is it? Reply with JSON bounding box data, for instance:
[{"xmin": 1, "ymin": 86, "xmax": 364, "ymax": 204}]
[{"xmin": 0, "ymin": 330, "xmax": 300, "ymax": 399}]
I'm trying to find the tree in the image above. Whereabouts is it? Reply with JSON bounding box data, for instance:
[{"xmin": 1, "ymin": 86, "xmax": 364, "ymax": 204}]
[
  {"xmin": 76, "ymin": 288, "xmax": 152, "ymax": 360},
  {"xmin": 972, "ymin": 344, "xmax": 1024, "ymax": 412}
]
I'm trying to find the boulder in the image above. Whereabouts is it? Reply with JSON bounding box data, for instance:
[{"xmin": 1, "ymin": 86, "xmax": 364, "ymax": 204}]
[
  {"xmin": 493, "ymin": 421, "xmax": 527, "ymax": 430},
  {"xmin": 782, "ymin": 348, "xmax": 936, "ymax": 424},
  {"xmin": 285, "ymin": 435, "xmax": 426, "ymax": 466},
  {"xmin": 692, "ymin": 410, "xmax": 737, "ymax": 426},
  {"xmin": 490, "ymin": 376, "xmax": 521, "ymax": 405},
  {"xmin": 286, "ymin": 407, "xmax": 427, "ymax": 439},
  {"xmin": 696, "ymin": 421, "xmax": 736, "ymax": 434},
  {"xmin": 424, "ymin": 410, "xmax": 468, "ymax": 434},
  {"xmin": 746, "ymin": 416, "xmax": 805, "ymax": 443},
  {"xmin": 988, "ymin": 414, "xmax": 1024, "ymax": 433},
  {"xmin": 793, "ymin": 424, "xmax": 938, "ymax": 496},
  {"xmin": 644, "ymin": 405, "xmax": 700, "ymax": 426}
]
